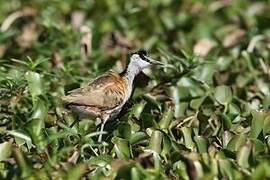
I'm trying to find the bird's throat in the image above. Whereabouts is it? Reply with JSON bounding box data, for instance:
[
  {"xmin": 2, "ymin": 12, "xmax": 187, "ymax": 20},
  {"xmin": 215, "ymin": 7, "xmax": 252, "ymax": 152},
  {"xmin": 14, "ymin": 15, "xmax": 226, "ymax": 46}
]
[{"xmin": 122, "ymin": 63, "xmax": 142, "ymax": 84}]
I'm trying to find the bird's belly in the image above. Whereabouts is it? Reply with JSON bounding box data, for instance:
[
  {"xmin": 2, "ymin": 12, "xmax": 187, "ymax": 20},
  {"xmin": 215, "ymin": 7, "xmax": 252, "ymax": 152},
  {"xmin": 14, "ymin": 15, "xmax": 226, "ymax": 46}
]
[{"xmin": 68, "ymin": 104, "xmax": 100, "ymax": 118}]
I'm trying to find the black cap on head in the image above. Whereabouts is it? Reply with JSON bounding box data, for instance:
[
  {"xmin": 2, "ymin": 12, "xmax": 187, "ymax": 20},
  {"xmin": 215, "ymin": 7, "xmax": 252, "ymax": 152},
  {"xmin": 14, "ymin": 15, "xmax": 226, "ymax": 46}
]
[{"xmin": 133, "ymin": 49, "xmax": 147, "ymax": 60}]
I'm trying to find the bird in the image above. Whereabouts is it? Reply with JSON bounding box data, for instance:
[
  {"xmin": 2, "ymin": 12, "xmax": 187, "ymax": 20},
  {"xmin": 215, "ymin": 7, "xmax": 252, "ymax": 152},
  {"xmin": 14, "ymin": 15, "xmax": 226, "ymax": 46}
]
[{"xmin": 61, "ymin": 50, "xmax": 164, "ymax": 142}]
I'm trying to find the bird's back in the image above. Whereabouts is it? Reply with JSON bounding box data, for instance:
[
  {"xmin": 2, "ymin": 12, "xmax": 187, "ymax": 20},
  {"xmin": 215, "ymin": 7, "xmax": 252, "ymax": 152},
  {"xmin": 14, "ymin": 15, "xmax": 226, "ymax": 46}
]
[{"xmin": 62, "ymin": 70, "xmax": 128, "ymax": 112}]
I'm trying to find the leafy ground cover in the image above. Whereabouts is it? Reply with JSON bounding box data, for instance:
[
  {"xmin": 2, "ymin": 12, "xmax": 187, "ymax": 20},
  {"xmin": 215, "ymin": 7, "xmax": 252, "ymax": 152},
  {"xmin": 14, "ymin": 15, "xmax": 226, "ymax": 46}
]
[{"xmin": 1, "ymin": 0, "xmax": 270, "ymax": 179}]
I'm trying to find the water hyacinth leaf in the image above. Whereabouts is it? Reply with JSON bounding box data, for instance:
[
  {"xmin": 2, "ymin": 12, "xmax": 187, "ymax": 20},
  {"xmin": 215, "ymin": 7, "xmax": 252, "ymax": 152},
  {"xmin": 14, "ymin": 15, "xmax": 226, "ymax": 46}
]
[
  {"xmin": 251, "ymin": 162, "xmax": 268, "ymax": 180},
  {"xmin": 237, "ymin": 141, "xmax": 252, "ymax": 168},
  {"xmin": 228, "ymin": 103, "xmax": 241, "ymax": 115},
  {"xmin": 170, "ymin": 86, "xmax": 180, "ymax": 104},
  {"xmin": 220, "ymin": 113, "xmax": 232, "ymax": 130},
  {"xmin": 175, "ymin": 103, "xmax": 189, "ymax": 118},
  {"xmin": 250, "ymin": 111, "xmax": 264, "ymax": 139},
  {"xmin": 25, "ymin": 71, "xmax": 42, "ymax": 97},
  {"xmin": 117, "ymin": 122, "xmax": 131, "ymax": 140},
  {"xmin": 263, "ymin": 113, "xmax": 270, "ymax": 135},
  {"xmin": 129, "ymin": 102, "xmax": 146, "ymax": 119},
  {"xmin": 7, "ymin": 130, "xmax": 34, "ymax": 149},
  {"xmin": 141, "ymin": 113, "xmax": 155, "ymax": 128},
  {"xmin": 130, "ymin": 132, "xmax": 147, "ymax": 145},
  {"xmin": 112, "ymin": 137, "xmax": 131, "ymax": 159},
  {"xmin": 222, "ymin": 131, "xmax": 233, "ymax": 148},
  {"xmin": 214, "ymin": 85, "xmax": 232, "ymax": 105},
  {"xmin": 159, "ymin": 107, "xmax": 173, "ymax": 129},
  {"xmin": 193, "ymin": 63, "xmax": 216, "ymax": 84},
  {"xmin": 252, "ymin": 139, "xmax": 265, "ymax": 155},
  {"xmin": 177, "ymin": 86, "xmax": 190, "ymax": 101},
  {"xmin": 194, "ymin": 136, "xmax": 208, "ymax": 153},
  {"xmin": 67, "ymin": 163, "xmax": 87, "ymax": 180},
  {"xmin": 190, "ymin": 97, "xmax": 205, "ymax": 110},
  {"xmin": 227, "ymin": 134, "xmax": 246, "ymax": 152},
  {"xmin": 161, "ymin": 132, "xmax": 172, "ymax": 155},
  {"xmin": 14, "ymin": 148, "xmax": 32, "ymax": 178},
  {"xmin": 143, "ymin": 94, "xmax": 161, "ymax": 111},
  {"xmin": 27, "ymin": 118, "xmax": 45, "ymax": 147},
  {"xmin": 219, "ymin": 159, "xmax": 233, "ymax": 180},
  {"xmin": 149, "ymin": 130, "xmax": 163, "ymax": 153},
  {"xmin": 31, "ymin": 98, "xmax": 48, "ymax": 120},
  {"xmin": 0, "ymin": 141, "xmax": 12, "ymax": 161},
  {"xmin": 181, "ymin": 127, "xmax": 195, "ymax": 150},
  {"xmin": 131, "ymin": 167, "xmax": 142, "ymax": 180},
  {"xmin": 89, "ymin": 155, "xmax": 113, "ymax": 167},
  {"xmin": 152, "ymin": 151, "xmax": 162, "ymax": 172}
]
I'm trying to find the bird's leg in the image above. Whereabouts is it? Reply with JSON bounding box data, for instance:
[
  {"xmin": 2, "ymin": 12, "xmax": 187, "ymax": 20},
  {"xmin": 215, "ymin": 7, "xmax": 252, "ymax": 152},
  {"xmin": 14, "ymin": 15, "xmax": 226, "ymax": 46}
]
[{"xmin": 98, "ymin": 114, "xmax": 109, "ymax": 142}]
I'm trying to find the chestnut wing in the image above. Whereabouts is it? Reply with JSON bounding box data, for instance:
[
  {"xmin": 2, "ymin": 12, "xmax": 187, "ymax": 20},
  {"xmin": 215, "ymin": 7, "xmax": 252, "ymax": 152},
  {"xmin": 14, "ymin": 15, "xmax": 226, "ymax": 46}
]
[{"xmin": 62, "ymin": 71, "xmax": 127, "ymax": 110}]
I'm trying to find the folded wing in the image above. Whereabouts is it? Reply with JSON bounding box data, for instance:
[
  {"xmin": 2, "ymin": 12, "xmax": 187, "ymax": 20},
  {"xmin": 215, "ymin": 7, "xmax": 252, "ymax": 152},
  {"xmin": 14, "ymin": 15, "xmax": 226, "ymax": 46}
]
[{"xmin": 62, "ymin": 70, "xmax": 127, "ymax": 110}]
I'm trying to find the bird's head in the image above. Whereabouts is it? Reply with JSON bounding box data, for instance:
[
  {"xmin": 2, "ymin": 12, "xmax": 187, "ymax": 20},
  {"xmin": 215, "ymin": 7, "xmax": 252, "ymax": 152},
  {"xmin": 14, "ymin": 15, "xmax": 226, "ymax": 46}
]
[{"xmin": 129, "ymin": 49, "xmax": 164, "ymax": 70}]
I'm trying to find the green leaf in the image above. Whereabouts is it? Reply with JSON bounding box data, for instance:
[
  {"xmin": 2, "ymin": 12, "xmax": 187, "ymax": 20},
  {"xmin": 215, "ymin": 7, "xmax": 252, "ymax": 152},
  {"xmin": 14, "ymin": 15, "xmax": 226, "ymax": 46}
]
[
  {"xmin": 250, "ymin": 111, "xmax": 265, "ymax": 139},
  {"xmin": 67, "ymin": 164, "xmax": 87, "ymax": 180},
  {"xmin": 117, "ymin": 122, "xmax": 131, "ymax": 140},
  {"xmin": 161, "ymin": 132, "xmax": 172, "ymax": 155},
  {"xmin": 89, "ymin": 155, "xmax": 113, "ymax": 167},
  {"xmin": 194, "ymin": 136, "xmax": 208, "ymax": 153},
  {"xmin": 181, "ymin": 127, "xmax": 195, "ymax": 150},
  {"xmin": 25, "ymin": 71, "xmax": 43, "ymax": 98},
  {"xmin": 0, "ymin": 141, "xmax": 12, "ymax": 161},
  {"xmin": 190, "ymin": 97, "xmax": 205, "ymax": 110},
  {"xmin": 227, "ymin": 134, "xmax": 246, "ymax": 152},
  {"xmin": 130, "ymin": 132, "xmax": 147, "ymax": 145},
  {"xmin": 14, "ymin": 148, "xmax": 32, "ymax": 178},
  {"xmin": 31, "ymin": 98, "xmax": 48, "ymax": 120},
  {"xmin": 149, "ymin": 130, "xmax": 163, "ymax": 153},
  {"xmin": 112, "ymin": 137, "xmax": 131, "ymax": 159},
  {"xmin": 7, "ymin": 130, "xmax": 34, "ymax": 149},
  {"xmin": 237, "ymin": 141, "xmax": 252, "ymax": 168},
  {"xmin": 219, "ymin": 159, "xmax": 233, "ymax": 180},
  {"xmin": 143, "ymin": 94, "xmax": 161, "ymax": 111},
  {"xmin": 159, "ymin": 107, "xmax": 173, "ymax": 129},
  {"xmin": 214, "ymin": 85, "xmax": 232, "ymax": 105},
  {"xmin": 131, "ymin": 167, "xmax": 142, "ymax": 180},
  {"xmin": 129, "ymin": 102, "xmax": 146, "ymax": 119}
]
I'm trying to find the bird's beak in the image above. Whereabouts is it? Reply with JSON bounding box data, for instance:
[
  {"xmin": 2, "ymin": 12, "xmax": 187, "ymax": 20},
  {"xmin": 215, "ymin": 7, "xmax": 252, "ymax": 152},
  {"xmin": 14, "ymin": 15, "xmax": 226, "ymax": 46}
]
[{"xmin": 147, "ymin": 57, "xmax": 165, "ymax": 66}]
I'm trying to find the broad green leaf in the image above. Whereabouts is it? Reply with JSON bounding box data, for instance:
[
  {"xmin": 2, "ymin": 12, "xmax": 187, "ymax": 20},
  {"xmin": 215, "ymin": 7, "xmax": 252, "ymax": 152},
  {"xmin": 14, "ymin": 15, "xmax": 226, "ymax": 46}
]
[
  {"xmin": 227, "ymin": 134, "xmax": 246, "ymax": 152},
  {"xmin": 219, "ymin": 159, "xmax": 233, "ymax": 180},
  {"xmin": 250, "ymin": 111, "xmax": 264, "ymax": 139},
  {"xmin": 117, "ymin": 122, "xmax": 131, "ymax": 140},
  {"xmin": 237, "ymin": 141, "xmax": 252, "ymax": 168},
  {"xmin": 14, "ymin": 148, "xmax": 32, "ymax": 178},
  {"xmin": 193, "ymin": 63, "xmax": 216, "ymax": 83},
  {"xmin": 31, "ymin": 98, "xmax": 48, "ymax": 120},
  {"xmin": 0, "ymin": 141, "xmax": 12, "ymax": 161},
  {"xmin": 89, "ymin": 155, "xmax": 113, "ymax": 167},
  {"xmin": 25, "ymin": 71, "xmax": 42, "ymax": 97},
  {"xmin": 214, "ymin": 85, "xmax": 232, "ymax": 105},
  {"xmin": 161, "ymin": 132, "xmax": 171, "ymax": 155},
  {"xmin": 131, "ymin": 167, "xmax": 142, "ymax": 180},
  {"xmin": 149, "ymin": 130, "xmax": 163, "ymax": 153},
  {"xmin": 190, "ymin": 97, "xmax": 205, "ymax": 110},
  {"xmin": 181, "ymin": 127, "xmax": 195, "ymax": 150},
  {"xmin": 175, "ymin": 102, "xmax": 189, "ymax": 118},
  {"xmin": 194, "ymin": 136, "xmax": 208, "ymax": 153},
  {"xmin": 129, "ymin": 102, "xmax": 146, "ymax": 119},
  {"xmin": 67, "ymin": 164, "xmax": 87, "ymax": 180},
  {"xmin": 143, "ymin": 94, "xmax": 161, "ymax": 111},
  {"xmin": 130, "ymin": 132, "xmax": 147, "ymax": 145},
  {"xmin": 159, "ymin": 107, "xmax": 173, "ymax": 129},
  {"xmin": 7, "ymin": 130, "xmax": 34, "ymax": 149},
  {"xmin": 112, "ymin": 137, "xmax": 131, "ymax": 159}
]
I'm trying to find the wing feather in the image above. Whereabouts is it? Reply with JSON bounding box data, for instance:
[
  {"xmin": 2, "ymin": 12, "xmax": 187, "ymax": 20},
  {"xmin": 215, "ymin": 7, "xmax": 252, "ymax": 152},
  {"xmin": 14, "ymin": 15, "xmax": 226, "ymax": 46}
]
[{"xmin": 62, "ymin": 70, "xmax": 127, "ymax": 110}]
